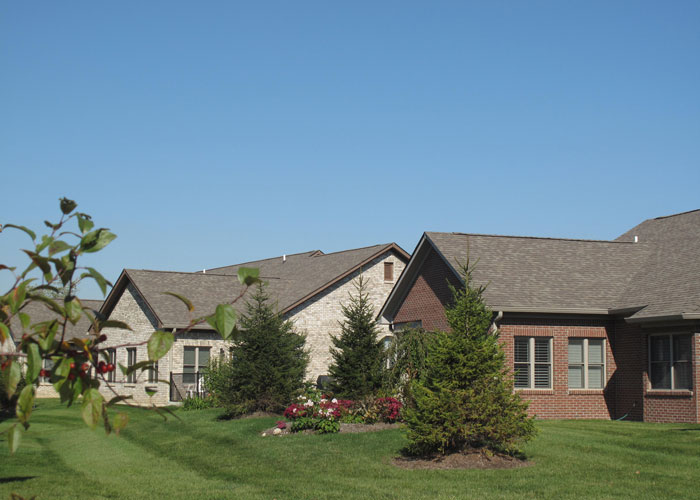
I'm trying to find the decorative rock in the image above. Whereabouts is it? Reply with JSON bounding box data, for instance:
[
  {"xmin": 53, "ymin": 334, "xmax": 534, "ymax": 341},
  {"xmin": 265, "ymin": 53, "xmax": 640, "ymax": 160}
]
[
  {"xmin": 261, "ymin": 432, "xmax": 267, "ymax": 437},
  {"xmin": 273, "ymin": 428, "xmax": 282, "ymax": 435}
]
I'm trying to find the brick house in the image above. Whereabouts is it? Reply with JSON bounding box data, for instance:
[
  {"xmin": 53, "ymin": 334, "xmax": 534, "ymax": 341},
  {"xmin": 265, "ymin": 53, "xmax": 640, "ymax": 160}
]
[
  {"xmin": 378, "ymin": 210, "xmax": 700, "ymax": 423},
  {"xmin": 28, "ymin": 243, "xmax": 407, "ymax": 406}
]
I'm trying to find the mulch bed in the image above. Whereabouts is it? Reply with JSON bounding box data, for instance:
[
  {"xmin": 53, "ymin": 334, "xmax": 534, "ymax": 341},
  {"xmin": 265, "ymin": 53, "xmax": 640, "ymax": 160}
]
[
  {"xmin": 392, "ymin": 450, "xmax": 532, "ymax": 470},
  {"xmin": 261, "ymin": 422, "xmax": 400, "ymax": 436}
]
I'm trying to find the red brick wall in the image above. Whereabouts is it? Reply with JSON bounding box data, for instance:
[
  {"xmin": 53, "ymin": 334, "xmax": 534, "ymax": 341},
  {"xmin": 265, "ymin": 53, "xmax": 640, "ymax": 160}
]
[
  {"xmin": 393, "ymin": 247, "xmax": 461, "ymax": 331},
  {"xmin": 640, "ymin": 328, "xmax": 698, "ymax": 423},
  {"xmin": 611, "ymin": 319, "xmax": 645, "ymax": 421},
  {"xmin": 499, "ymin": 317, "xmax": 616, "ymax": 419},
  {"xmin": 391, "ymin": 245, "xmax": 699, "ymax": 423}
]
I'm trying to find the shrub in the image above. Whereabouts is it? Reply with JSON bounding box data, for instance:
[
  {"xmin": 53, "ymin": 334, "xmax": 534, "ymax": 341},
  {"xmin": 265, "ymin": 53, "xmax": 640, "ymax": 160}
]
[
  {"xmin": 382, "ymin": 327, "xmax": 432, "ymax": 405},
  {"xmin": 182, "ymin": 395, "xmax": 215, "ymax": 411},
  {"xmin": 328, "ymin": 276, "xmax": 384, "ymax": 400},
  {"xmin": 403, "ymin": 260, "xmax": 536, "ymax": 456},
  {"xmin": 217, "ymin": 283, "xmax": 308, "ymax": 417}
]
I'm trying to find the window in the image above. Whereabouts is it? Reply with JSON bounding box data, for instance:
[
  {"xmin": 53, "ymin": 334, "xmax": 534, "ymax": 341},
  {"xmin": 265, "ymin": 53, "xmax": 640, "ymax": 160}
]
[
  {"xmin": 394, "ymin": 321, "xmax": 422, "ymax": 331},
  {"xmin": 148, "ymin": 361, "xmax": 159, "ymax": 383},
  {"xmin": 568, "ymin": 339, "xmax": 605, "ymax": 389},
  {"xmin": 384, "ymin": 262, "xmax": 394, "ymax": 282},
  {"xmin": 106, "ymin": 348, "xmax": 116, "ymax": 383},
  {"xmin": 649, "ymin": 334, "xmax": 692, "ymax": 390},
  {"xmin": 126, "ymin": 348, "xmax": 137, "ymax": 383},
  {"xmin": 42, "ymin": 358, "xmax": 54, "ymax": 382},
  {"xmin": 514, "ymin": 337, "xmax": 551, "ymax": 389},
  {"xmin": 183, "ymin": 346, "xmax": 210, "ymax": 384}
]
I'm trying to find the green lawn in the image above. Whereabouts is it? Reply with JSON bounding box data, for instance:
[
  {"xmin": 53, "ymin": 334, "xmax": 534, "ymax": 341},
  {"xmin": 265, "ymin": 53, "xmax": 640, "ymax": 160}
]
[{"xmin": 1, "ymin": 400, "xmax": 699, "ymax": 500}]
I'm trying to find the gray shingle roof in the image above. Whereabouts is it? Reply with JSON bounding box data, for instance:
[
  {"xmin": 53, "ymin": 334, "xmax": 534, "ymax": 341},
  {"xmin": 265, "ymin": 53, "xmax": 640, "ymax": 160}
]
[
  {"xmin": 426, "ymin": 232, "xmax": 649, "ymax": 313},
  {"xmin": 614, "ymin": 209, "xmax": 700, "ymax": 319},
  {"xmin": 419, "ymin": 209, "xmax": 700, "ymax": 320},
  {"xmin": 106, "ymin": 244, "xmax": 409, "ymax": 329},
  {"xmin": 8, "ymin": 299, "xmax": 103, "ymax": 342}
]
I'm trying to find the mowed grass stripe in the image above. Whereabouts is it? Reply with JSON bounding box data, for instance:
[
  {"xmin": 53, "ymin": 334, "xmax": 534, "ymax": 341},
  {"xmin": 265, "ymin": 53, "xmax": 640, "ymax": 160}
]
[{"xmin": 2, "ymin": 400, "xmax": 700, "ymax": 500}]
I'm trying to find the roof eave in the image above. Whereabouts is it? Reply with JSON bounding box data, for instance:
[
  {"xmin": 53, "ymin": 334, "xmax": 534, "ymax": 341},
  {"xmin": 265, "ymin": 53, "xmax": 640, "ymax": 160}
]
[{"xmin": 282, "ymin": 243, "xmax": 410, "ymax": 316}]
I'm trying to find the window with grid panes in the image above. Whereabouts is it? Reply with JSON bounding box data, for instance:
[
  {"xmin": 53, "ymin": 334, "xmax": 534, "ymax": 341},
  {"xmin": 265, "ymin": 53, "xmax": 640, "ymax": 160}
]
[
  {"xmin": 183, "ymin": 346, "xmax": 210, "ymax": 384},
  {"xmin": 649, "ymin": 334, "xmax": 692, "ymax": 390},
  {"xmin": 568, "ymin": 339, "xmax": 605, "ymax": 389},
  {"xmin": 126, "ymin": 348, "xmax": 137, "ymax": 383},
  {"xmin": 514, "ymin": 337, "xmax": 551, "ymax": 389},
  {"xmin": 106, "ymin": 348, "xmax": 116, "ymax": 383}
]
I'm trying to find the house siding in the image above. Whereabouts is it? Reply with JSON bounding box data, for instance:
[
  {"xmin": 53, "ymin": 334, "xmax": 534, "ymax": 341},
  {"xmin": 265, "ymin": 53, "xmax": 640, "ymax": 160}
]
[
  {"xmin": 287, "ymin": 251, "xmax": 405, "ymax": 383},
  {"xmin": 393, "ymin": 247, "xmax": 460, "ymax": 331},
  {"xmin": 500, "ymin": 317, "xmax": 616, "ymax": 420}
]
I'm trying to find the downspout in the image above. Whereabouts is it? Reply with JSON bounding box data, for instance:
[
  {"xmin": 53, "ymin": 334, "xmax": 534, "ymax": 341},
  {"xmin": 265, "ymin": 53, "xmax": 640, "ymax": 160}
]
[{"xmin": 490, "ymin": 311, "xmax": 503, "ymax": 335}]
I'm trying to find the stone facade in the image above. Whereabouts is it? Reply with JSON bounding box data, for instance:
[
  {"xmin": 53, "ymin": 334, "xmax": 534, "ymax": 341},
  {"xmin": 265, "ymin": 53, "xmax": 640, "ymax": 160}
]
[
  {"xmin": 287, "ymin": 252, "xmax": 405, "ymax": 382},
  {"xmin": 33, "ymin": 249, "xmax": 405, "ymax": 406}
]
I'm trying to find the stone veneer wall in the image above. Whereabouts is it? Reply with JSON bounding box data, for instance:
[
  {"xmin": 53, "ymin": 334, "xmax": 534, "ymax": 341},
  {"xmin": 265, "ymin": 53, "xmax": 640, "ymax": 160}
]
[{"xmin": 286, "ymin": 251, "xmax": 405, "ymax": 383}]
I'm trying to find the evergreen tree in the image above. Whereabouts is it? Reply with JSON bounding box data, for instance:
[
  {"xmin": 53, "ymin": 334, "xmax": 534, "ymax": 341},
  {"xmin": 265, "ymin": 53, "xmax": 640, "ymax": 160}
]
[
  {"xmin": 328, "ymin": 275, "xmax": 384, "ymax": 400},
  {"xmin": 403, "ymin": 260, "xmax": 536, "ymax": 456},
  {"xmin": 221, "ymin": 282, "xmax": 308, "ymax": 416}
]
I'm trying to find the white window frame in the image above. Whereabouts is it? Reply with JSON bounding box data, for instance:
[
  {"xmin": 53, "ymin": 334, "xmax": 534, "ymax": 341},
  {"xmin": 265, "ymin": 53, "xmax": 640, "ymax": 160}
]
[
  {"xmin": 514, "ymin": 337, "xmax": 552, "ymax": 390},
  {"xmin": 126, "ymin": 348, "xmax": 137, "ymax": 383},
  {"xmin": 648, "ymin": 333, "xmax": 693, "ymax": 391},
  {"xmin": 568, "ymin": 338, "xmax": 606, "ymax": 389}
]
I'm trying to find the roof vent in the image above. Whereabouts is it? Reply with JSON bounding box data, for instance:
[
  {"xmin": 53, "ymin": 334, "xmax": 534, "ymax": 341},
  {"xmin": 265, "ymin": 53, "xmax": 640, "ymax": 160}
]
[
  {"xmin": 203, "ymin": 269, "xmax": 206, "ymax": 274},
  {"xmin": 634, "ymin": 236, "xmax": 639, "ymax": 243},
  {"xmin": 283, "ymin": 254, "xmax": 286, "ymax": 263}
]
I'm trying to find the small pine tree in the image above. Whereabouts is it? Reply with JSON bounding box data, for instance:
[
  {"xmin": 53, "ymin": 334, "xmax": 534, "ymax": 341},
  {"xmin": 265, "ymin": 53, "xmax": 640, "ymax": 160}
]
[
  {"xmin": 328, "ymin": 275, "xmax": 384, "ymax": 400},
  {"xmin": 382, "ymin": 327, "xmax": 431, "ymax": 404},
  {"xmin": 221, "ymin": 282, "xmax": 308, "ymax": 416},
  {"xmin": 403, "ymin": 260, "xmax": 536, "ymax": 456}
]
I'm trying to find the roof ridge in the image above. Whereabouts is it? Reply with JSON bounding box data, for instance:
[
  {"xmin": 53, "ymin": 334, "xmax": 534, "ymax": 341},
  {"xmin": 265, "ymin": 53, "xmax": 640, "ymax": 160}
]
[
  {"xmin": 427, "ymin": 231, "xmax": 637, "ymax": 245},
  {"xmin": 651, "ymin": 208, "xmax": 700, "ymax": 220},
  {"xmin": 313, "ymin": 243, "xmax": 391, "ymax": 257},
  {"xmin": 203, "ymin": 249, "xmax": 321, "ymax": 271}
]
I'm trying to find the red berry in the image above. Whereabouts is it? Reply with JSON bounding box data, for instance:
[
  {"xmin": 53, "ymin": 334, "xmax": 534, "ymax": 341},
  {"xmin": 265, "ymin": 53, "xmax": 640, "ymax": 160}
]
[
  {"xmin": 81, "ymin": 363, "xmax": 90, "ymax": 372},
  {"xmin": 98, "ymin": 334, "xmax": 107, "ymax": 343},
  {"xmin": 68, "ymin": 373, "xmax": 76, "ymax": 381},
  {"xmin": 100, "ymin": 364, "xmax": 108, "ymax": 374},
  {"xmin": 70, "ymin": 362, "xmax": 76, "ymax": 369},
  {"xmin": 39, "ymin": 369, "xmax": 48, "ymax": 377},
  {"xmin": 107, "ymin": 363, "xmax": 115, "ymax": 372}
]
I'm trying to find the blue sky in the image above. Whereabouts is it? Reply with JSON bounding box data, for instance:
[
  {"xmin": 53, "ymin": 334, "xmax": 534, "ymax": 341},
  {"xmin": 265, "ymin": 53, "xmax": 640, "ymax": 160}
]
[{"xmin": 2, "ymin": 1, "xmax": 699, "ymax": 299}]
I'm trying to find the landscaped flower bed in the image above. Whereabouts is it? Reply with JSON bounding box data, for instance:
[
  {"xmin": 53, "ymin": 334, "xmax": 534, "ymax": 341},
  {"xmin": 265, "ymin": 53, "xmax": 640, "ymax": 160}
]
[{"xmin": 268, "ymin": 389, "xmax": 403, "ymax": 435}]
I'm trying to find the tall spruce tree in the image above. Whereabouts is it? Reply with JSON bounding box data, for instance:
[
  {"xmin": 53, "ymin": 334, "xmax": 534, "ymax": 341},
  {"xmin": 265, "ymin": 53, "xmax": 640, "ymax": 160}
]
[
  {"xmin": 328, "ymin": 275, "xmax": 384, "ymax": 400},
  {"xmin": 403, "ymin": 260, "xmax": 536, "ymax": 456},
  {"xmin": 222, "ymin": 282, "xmax": 308, "ymax": 416}
]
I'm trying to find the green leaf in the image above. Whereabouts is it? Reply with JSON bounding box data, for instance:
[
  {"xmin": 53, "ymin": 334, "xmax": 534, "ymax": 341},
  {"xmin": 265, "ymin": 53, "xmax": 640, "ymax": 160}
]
[
  {"xmin": 81, "ymin": 267, "xmax": 111, "ymax": 296},
  {"xmin": 113, "ymin": 412, "xmax": 129, "ymax": 435},
  {"xmin": 0, "ymin": 323, "xmax": 9, "ymax": 343},
  {"xmin": 7, "ymin": 424, "xmax": 22, "ymax": 454},
  {"xmin": 26, "ymin": 343, "xmax": 41, "ymax": 384},
  {"xmin": 60, "ymin": 197, "xmax": 77, "ymax": 214},
  {"xmin": 3, "ymin": 360, "xmax": 21, "ymax": 398},
  {"xmin": 77, "ymin": 214, "xmax": 94, "ymax": 234},
  {"xmin": 64, "ymin": 297, "xmax": 82, "ymax": 324},
  {"xmin": 37, "ymin": 321, "xmax": 58, "ymax": 351},
  {"xmin": 206, "ymin": 304, "xmax": 237, "ymax": 339},
  {"xmin": 125, "ymin": 360, "xmax": 153, "ymax": 376},
  {"xmin": 147, "ymin": 330, "xmax": 174, "ymax": 361},
  {"xmin": 21, "ymin": 250, "xmax": 51, "ymax": 274},
  {"xmin": 81, "ymin": 388, "xmax": 103, "ymax": 429},
  {"xmin": 10, "ymin": 281, "xmax": 29, "ymax": 314},
  {"xmin": 97, "ymin": 319, "xmax": 132, "ymax": 331},
  {"xmin": 162, "ymin": 292, "xmax": 194, "ymax": 312},
  {"xmin": 16, "ymin": 385, "xmax": 35, "ymax": 428},
  {"xmin": 237, "ymin": 267, "xmax": 260, "ymax": 286},
  {"xmin": 106, "ymin": 395, "xmax": 132, "ymax": 407},
  {"xmin": 48, "ymin": 240, "xmax": 72, "ymax": 256},
  {"xmin": 19, "ymin": 312, "xmax": 30, "ymax": 330},
  {"xmin": 80, "ymin": 229, "xmax": 117, "ymax": 253},
  {"xmin": 2, "ymin": 224, "xmax": 36, "ymax": 241}
]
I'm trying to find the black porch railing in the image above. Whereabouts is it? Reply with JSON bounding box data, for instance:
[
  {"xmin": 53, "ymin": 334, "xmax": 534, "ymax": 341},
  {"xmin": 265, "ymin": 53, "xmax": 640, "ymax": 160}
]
[{"xmin": 169, "ymin": 372, "xmax": 207, "ymax": 402}]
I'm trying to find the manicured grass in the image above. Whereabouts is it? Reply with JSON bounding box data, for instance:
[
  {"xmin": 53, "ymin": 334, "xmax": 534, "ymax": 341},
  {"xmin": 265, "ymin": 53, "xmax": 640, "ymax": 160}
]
[{"xmin": 1, "ymin": 400, "xmax": 699, "ymax": 499}]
